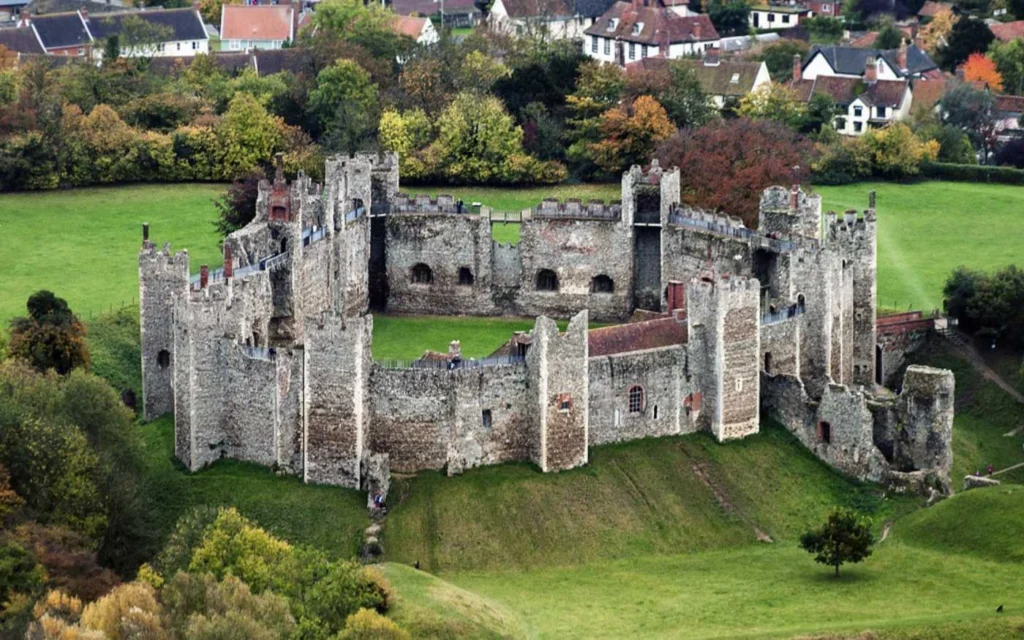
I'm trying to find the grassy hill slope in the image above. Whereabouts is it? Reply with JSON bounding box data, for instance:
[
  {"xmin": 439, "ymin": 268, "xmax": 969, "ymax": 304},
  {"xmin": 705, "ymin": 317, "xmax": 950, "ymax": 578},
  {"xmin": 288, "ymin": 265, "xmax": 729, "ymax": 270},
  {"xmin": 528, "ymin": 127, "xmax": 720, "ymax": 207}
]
[{"xmin": 383, "ymin": 427, "xmax": 918, "ymax": 574}]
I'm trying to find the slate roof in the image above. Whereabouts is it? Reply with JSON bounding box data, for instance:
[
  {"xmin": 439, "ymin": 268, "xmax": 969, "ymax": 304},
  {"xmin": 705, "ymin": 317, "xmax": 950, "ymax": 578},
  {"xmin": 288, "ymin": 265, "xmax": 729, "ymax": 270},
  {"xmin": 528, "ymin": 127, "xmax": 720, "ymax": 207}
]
[
  {"xmin": 86, "ymin": 8, "xmax": 207, "ymax": 43},
  {"xmin": 220, "ymin": 5, "xmax": 293, "ymax": 42},
  {"xmin": 391, "ymin": 0, "xmax": 479, "ymax": 17},
  {"xmin": 585, "ymin": 1, "xmax": 719, "ymax": 46},
  {"xmin": 791, "ymin": 76, "xmax": 909, "ymax": 108},
  {"xmin": 254, "ymin": 47, "xmax": 313, "ymax": 76},
  {"xmin": 588, "ymin": 316, "xmax": 689, "ymax": 358},
  {"xmin": 990, "ymin": 20, "xmax": 1024, "ymax": 42},
  {"xmin": 805, "ymin": 44, "xmax": 937, "ymax": 78},
  {"xmin": 0, "ymin": 25, "xmax": 44, "ymax": 54},
  {"xmin": 573, "ymin": 0, "xmax": 618, "ymax": 18},
  {"xmin": 0, "ymin": 0, "xmax": 29, "ymax": 7},
  {"xmin": 30, "ymin": 11, "xmax": 89, "ymax": 49}
]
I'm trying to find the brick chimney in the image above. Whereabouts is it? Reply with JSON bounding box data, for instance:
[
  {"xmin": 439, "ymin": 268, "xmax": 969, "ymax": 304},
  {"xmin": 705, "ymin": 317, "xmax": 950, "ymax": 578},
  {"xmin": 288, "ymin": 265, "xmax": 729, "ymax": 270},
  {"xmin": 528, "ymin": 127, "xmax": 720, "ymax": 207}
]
[
  {"xmin": 200, "ymin": 265, "xmax": 209, "ymax": 289},
  {"xmin": 790, "ymin": 184, "xmax": 800, "ymax": 210},
  {"xmin": 896, "ymin": 40, "xmax": 908, "ymax": 73},
  {"xmin": 693, "ymin": 20, "xmax": 701, "ymax": 40},
  {"xmin": 792, "ymin": 53, "xmax": 802, "ymax": 82},
  {"xmin": 667, "ymin": 281, "xmax": 687, "ymax": 318},
  {"xmin": 224, "ymin": 244, "xmax": 233, "ymax": 279},
  {"xmin": 864, "ymin": 56, "xmax": 877, "ymax": 83}
]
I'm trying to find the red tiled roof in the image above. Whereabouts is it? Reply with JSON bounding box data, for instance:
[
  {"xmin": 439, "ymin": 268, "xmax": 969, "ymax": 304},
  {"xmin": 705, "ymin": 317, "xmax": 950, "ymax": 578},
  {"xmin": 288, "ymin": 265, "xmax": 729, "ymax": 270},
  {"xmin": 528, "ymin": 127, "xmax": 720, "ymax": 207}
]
[
  {"xmin": 220, "ymin": 5, "xmax": 293, "ymax": 42},
  {"xmin": 990, "ymin": 20, "xmax": 1024, "ymax": 42},
  {"xmin": 918, "ymin": 0, "xmax": 952, "ymax": 17},
  {"xmin": 910, "ymin": 77, "xmax": 948, "ymax": 111},
  {"xmin": 791, "ymin": 76, "xmax": 908, "ymax": 108},
  {"xmin": 586, "ymin": 1, "xmax": 719, "ymax": 46},
  {"xmin": 391, "ymin": 15, "xmax": 428, "ymax": 38},
  {"xmin": 588, "ymin": 316, "xmax": 688, "ymax": 357}
]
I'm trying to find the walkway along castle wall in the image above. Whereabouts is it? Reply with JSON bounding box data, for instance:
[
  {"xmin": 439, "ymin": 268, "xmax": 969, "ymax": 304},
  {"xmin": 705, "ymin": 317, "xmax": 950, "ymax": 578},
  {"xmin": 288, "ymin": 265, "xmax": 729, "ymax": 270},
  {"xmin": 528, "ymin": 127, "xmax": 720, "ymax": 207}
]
[{"xmin": 140, "ymin": 153, "xmax": 956, "ymax": 497}]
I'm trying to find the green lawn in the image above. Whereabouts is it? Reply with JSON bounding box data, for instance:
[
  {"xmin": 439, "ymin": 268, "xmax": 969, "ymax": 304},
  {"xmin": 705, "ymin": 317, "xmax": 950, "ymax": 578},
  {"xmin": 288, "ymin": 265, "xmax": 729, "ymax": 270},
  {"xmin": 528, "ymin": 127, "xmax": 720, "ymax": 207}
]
[
  {"xmin": 139, "ymin": 416, "xmax": 369, "ymax": 557},
  {"xmin": 0, "ymin": 184, "xmax": 225, "ymax": 327},
  {"xmin": 818, "ymin": 181, "xmax": 1024, "ymax": 312}
]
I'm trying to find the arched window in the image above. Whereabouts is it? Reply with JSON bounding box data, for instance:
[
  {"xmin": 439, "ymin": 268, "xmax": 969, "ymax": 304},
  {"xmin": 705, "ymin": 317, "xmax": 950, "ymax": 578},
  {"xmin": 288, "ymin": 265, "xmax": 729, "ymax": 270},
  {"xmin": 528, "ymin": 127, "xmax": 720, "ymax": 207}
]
[
  {"xmin": 280, "ymin": 238, "xmax": 288, "ymax": 254},
  {"xmin": 591, "ymin": 275, "xmax": 614, "ymax": 293},
  {"xmin": 628, "ymin": 385, "xmax": 644, "ymax": 413},
  {"xmin": 411, "ymin": 263, "xmax": 433, "ymax": 284},
  {"xmin": 458, "ymin": 267, "xmax": 474, "ymax": 286},
  {"xmin": 764, "ymin": 352, "xmax": 773, "ymax": 373},
  {"xmin": 817, "ymin": 421, "xmax": 831, "ymax": 444},
  {"xmin": 536, "ymin": 269, "xmax": 558, "ymax": 291},
  {"xmin": 157, "ymin": 350, "xmax": 171, "ymax": 369}
]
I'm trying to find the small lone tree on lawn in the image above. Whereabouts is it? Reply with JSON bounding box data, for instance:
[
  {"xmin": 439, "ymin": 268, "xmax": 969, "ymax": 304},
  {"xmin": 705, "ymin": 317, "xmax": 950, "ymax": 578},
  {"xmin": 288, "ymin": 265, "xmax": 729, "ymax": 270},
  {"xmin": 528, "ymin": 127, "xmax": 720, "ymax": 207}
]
[{"xmin": 799, "ymin": 507, "xmax": 874, "ymax": 577}]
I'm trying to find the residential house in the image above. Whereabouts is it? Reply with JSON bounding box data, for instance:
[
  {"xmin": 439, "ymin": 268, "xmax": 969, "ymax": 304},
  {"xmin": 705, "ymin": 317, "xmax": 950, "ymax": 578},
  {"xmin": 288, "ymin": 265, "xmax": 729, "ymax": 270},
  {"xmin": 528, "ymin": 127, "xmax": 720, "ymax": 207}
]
[
  {"xmin": 662, "ymin": 0, "xmax": 694, "ymax": 15},
  {"xmin": 800, "ymin": 42, "xmax": 939, "ymax": 80},
  {"xmin": 390, "ymin": 0, "xmax": 481, "ymax": 28},
  {"xmin": 626, "ymin": 52, "xmax": 770, "ymax": 107},
  {"xmin": 792, "ymin": 54, "xmax": 913, "ymax": 135},
  {"xmin": 749, "ymin": 1, "xmax": 812, "ymax": 30},
  {"xmin": 0, "ymin": 24, "xmax": 44, "ymax": 55},
  {"xmin": 585, "ymin": 0, "xmax": 719, "ymax": 66},
  {"xmin": 994, "ymin": 94, "xmax": 1024, "ymax": 138},
  {"xmin": 917, "ymin": 0, "xmax": 952, "ymax": 19},
  {"xmin": 24, "ymin": 11, "xmax": 91, "ymax": 56},
  {"xmin": 0, "ymin": 0, "xmax": 29, "ymax": 23},
  {"xmin": 220, "ymin": 4, "xmax": 294, "ymax": 51},
  {"xmin": 86, "ymin": 8, "xmax": 208, "ymax": 58},
  {"xmin": 390, "ymin": 14, "xmax": 439, "ymax": 44},
  {"xmin": 489, "ymin": 0, "xmax": 615, "ymax": 38},
  {"xmin": 807, "ymin": 0, "xmax": 839, "ymax": 17},
  {"xmin": 990, "ymin": 20, "xmax": 1024, "ymax": 43}
]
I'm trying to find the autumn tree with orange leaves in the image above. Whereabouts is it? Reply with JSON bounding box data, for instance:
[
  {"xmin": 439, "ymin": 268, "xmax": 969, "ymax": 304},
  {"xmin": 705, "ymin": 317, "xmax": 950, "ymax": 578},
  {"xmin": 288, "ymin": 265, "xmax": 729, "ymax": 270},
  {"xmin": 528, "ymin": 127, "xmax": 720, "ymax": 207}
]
[
  {"xmin": 962, "ymin": 52, "xmax": 1004, "ymax": 92},
  {"xmin": 588, "ymin": 95, "xmax": 675, "ymax": 175}
]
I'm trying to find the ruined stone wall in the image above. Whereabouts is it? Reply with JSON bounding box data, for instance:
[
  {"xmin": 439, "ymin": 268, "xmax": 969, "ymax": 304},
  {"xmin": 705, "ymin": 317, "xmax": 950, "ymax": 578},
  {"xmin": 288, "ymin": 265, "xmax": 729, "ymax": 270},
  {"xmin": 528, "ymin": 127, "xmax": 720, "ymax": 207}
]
[
  {"xmin": 877, "ymin": 326, "xmax": 930, "ymax": 386},
  {"xmin": 368, "ymin": 367, "xmax": 452, "ymax": 472},
  {"xmin": 491, "ymin": 240, "xmax": 522, "ymax": 291},
  {"xmin": 338, "ymin": 215, "xmax": 370, "ymax": 317},
  {"xmin": 896, "ymin": 366, "xmax": 954, "ymax": 476},
  {"xmin": 662, "ymin": 224, "xmax": 753, "ymax": 293},
  {"xmin": 276, "ymin": 349, "xmax": 304, "ymax": 472},
  {"xmin": 298, "ymin": 236, "xmax": 332, "ymax": 317},
  {"xmin": 223, "ymin": 346, "xmax": 279, "ymax": 467},
  {"xmin": 302, "ymin": 314, "xmax": 371, "ymax": 488},
  {"xmin": 789, "ymin": 249, "xmax": 839, "ymax": 398},
  {"xmin": 760, "ymin": 316, "xmax": 801, "ymax": 378},
  {"xmin": 588, "ymin": 346, "xmax": 691, "ymax": 446},
  {"xmin": 528, "ymin": 312, "xmax": 589, "ymax": 471},
  {"xmin": 757, "ymin": 186, "xmax": 822, "ymax": 240},
  {"xmin": 385, "ymin": 213, "xmax": 494, "ymax": 315},
  {"xmin": 826, "ymin": 210, "xmax": 877, "ymax": 386},
  {"xmin": 518, "ymin": 220, "xmax": 632, "ymax": 321},
  {"xmin": 139, "ymin": 245, "xmax": 189, "ymax": 420}
]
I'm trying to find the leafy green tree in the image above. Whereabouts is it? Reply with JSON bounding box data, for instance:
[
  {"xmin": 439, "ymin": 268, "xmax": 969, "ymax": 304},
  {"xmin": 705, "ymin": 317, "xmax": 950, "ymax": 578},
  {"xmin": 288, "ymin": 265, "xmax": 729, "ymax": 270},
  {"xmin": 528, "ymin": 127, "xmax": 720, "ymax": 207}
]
[
  {"xmin": 216, "ymin": 93, "xmax": 284, "ymax": 179},
  {"xmin": 875, "ymin": 19, "xmax": 904, "ymax": 50},
  {"xmin": 917, "ymin": 122, "xmax": 976, "ymax": 163},
  {"xmin": 707, "ymin": 0, "xmax": 750, "ymax": 37},
  {"xmin": 308, "ymin": 60, "xmax": 378, "ymax": 153},
  {"xmin": 800, "ymin": 92, "xmax": 836, "ymax": 134},
  {"xmin": 661, "ymin": 62, "xmax": 715, "ymax": 129},
  {"xmin": 433, "ymin": 91, "xmax": 526, "ymax": 182},
  {"xmin": 754, "ymin": 40, "xmax": 810, "ymax": 82},
  {"xmin": 456, "ymin": 50, "xmax": 510, "ymax": 94},
  {"xmin": 162, "ymin": 573, "xmax": 295, "ymax": 640},
  {"xmin": 589, "ymin": 95, "xmax": 675, "ymax": 175},
  {"xmin": 805, "ymin": 16, "xmax": 843, "ymax": 43},
  {"xmin": 940, "ymin": 18, "xmax": 995, "ymax": 71},
  {"xmin": 799, "ymin": 507, "xmax": 875, "ymax": 577},
  {"xmin": 737, "ymin": 82, "xmax": 805, "ymax": 128},
  {"xmin": 187, "ymin": 508, "xmax": 296, "ymax": 595},
  {"xmin": 215, "ymin": 171, "xmax": 265, "ymax": 236},
  {"xmin": 860, "ymin": 122, "xmax": 939, "ymax": 178},
  {"xmin": 111, "ymin": 14, "xmax": 174, "ymax": 58},
  {"xmin": 940, "ymin": 82, "xmax": 997, "ymax": 162},
  {"xmin": 8, "ymin": 291, "xmax": 89, "ymax": 375},
  {"xmin": 308, "ymin": 0, "xmax": 410, "ymax": 61},
  {"xmin": 990, "ymin": 38, "xmax": 1024, "ymax": 96}
]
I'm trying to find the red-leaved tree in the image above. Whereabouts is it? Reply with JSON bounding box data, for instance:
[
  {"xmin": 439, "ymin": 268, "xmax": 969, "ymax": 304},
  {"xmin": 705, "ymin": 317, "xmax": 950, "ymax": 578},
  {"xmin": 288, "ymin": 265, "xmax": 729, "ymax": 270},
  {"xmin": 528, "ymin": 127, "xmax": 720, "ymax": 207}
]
[{"xmin": 655, "ymin": 118, "xmax": 815, "ymax": 228}]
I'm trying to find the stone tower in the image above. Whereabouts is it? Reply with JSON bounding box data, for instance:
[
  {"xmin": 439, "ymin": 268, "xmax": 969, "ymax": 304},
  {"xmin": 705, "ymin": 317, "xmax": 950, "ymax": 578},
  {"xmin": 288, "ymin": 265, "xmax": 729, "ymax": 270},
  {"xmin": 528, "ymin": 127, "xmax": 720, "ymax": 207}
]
[
  {"xmin": 757, "ymin": 184, "xmax": 822, "ymax": 240},
  {"xmin": 527, "ymin": 311, "xmax": 589, "ymax": 472},
  {"xmin": 825, "ymin": 202, "xmax": 877, "ymax": 387},
  {"xmin": 686, "ymin": 275, "xmax": 761, "ymax": 441},
  {"xmin": 138, "ymin": 227, "xmax": 189, "ymax": 421},
  {"xmin": 621, "ymin": 160, "xmax": 681, "ymax": 311}
]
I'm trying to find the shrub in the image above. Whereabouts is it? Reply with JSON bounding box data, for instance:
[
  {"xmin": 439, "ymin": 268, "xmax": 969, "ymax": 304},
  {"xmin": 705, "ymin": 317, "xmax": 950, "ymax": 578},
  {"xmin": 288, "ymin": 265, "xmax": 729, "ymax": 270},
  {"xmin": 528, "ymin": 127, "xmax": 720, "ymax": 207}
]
[
  {"xmin": 80, "ymin": 582, "xmax": 164, "ymax": 640},
  {"xmin": 162, "ymin": 573, "xmax": 295, "ymax": 640},
  {"xmin": 920, "ymin": 161, "xmax": 1024, "ymax": 184},
  {"xmin": 337, "ymin": 608, "xmax": 410, "ymax": 640},
  {"xmin": 8, "ymin": 290, "xmax": 89, "ymax": 375}
]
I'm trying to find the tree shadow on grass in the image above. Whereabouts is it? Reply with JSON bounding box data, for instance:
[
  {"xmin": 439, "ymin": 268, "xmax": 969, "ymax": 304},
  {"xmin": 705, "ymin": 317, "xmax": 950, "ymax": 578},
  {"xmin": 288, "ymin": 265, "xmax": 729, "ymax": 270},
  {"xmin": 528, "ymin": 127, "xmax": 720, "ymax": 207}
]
[{"xmin": 800, "ymin": 567, "xmax": 879, "ymax": 586}]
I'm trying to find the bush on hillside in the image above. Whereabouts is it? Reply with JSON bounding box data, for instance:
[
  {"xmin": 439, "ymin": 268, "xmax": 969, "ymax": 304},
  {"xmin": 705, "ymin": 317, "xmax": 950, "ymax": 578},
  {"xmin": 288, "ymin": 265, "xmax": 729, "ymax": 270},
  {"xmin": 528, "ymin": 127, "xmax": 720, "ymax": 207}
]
[
  {"xmin": 8, "ymin": 291, "xmax": 89, "ymax": 375},
  {"xmin": 338, "ymin": 608, "xmax": 410, "ymax": 640},
  {"xmin": 943, "ymin": 264, "xmax": 1024, "ymax": 347}
]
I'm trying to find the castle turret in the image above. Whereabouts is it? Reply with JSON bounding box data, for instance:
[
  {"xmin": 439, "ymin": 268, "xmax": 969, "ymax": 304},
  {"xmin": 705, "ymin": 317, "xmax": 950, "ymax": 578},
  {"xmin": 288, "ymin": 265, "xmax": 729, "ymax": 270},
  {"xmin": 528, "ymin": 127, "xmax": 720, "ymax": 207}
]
[
  {"xmin": 758, "ymin": 184, "xmax": 822, "ymax": 240},
  {"xmin": 686, "ymin": 275, "xmax": 761, "ymax": 441},
  {"xmin": 138, "ymin": 228, "xmax": 190, "ymax": 420},
  {"xmin": 622, "ymin": 160, "xmax": 681, "ymax": 311},
  {"xmin": 526, "ymin": 311, "xmax": 589, "ymax": 471}
]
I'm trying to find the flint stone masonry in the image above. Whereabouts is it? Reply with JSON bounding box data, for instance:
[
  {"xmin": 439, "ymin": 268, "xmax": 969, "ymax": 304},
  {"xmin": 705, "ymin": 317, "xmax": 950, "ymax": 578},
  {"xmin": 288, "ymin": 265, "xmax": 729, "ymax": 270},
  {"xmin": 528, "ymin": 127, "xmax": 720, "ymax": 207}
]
[{"xmin": 141, "ymin": 153, "xmax": 956, "ymax": 499}]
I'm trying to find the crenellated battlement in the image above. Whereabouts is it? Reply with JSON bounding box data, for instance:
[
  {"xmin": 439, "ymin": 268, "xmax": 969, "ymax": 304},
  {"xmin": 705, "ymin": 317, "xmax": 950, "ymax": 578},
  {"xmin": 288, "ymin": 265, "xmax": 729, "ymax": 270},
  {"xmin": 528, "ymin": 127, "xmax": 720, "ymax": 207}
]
[
  {"xmin": 390, "ymin": 193, "xmax": 467, "ymax": 214},
  {"xmin": 532, "ymin": 198, "xmax": 622, "ymax": 221}
]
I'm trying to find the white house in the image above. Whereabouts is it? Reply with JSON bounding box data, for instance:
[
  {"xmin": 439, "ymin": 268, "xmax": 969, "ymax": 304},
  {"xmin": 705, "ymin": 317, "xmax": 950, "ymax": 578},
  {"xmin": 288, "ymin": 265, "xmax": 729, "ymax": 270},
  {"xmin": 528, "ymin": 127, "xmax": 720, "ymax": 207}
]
[
  {"xmin": 792, "ymin": 56, "xmax": 913, "ymax": 135},
  {"xmin": 86, "ymin": 8, "xmax": 209, "ymax": 59},
  {"xmin": 490, "ymin": 0, "xmax": 614, "ymax": 39},
  {"xmin": 220, "ymin": 4, "xmax": 294, "ymax": 52},
  {"xmin": 800, "ymin": 43, "xmax": 939, "ymax": 81},
  {"xmin": 390, "ymin": 15, "xmax": 439, "ymax": 45},
  {"xmin": 584, "ymin": 0, "xmax": 720, "ymax": 66},
  {"xmin": 749, "ymin": 2, "xmax": 812, "ymax": 30}
]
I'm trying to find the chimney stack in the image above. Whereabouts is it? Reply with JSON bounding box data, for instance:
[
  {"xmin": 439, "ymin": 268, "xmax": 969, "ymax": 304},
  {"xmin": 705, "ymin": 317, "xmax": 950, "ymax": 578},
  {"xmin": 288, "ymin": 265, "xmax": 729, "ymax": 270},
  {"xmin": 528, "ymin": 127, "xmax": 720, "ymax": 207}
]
[
  {"xmin": 896, "ymin": 40, "xmax": 908, "ymax": 73},
  {"xmin": 224, "ymin": 244, "xmax": 233, "ymax": 279},
  {"xmin": 667, "ymin": 281, "xmax": 687, "ymax": 317},
  {"xmin": 200, "ymin": 265, "xmax": 209, "ymax": 289},
  {"xmin": 790, "ymin": 184, "xmax": 800, "ymax": 210},
  {"xmin": 693, "ymin": 20, "xmax": 701, "ymax": 40},
  {"xmin": 792, "ymin": 53, "xmax": 802, "ymax": 82},
  {"xmin": 865, "ymin": 56, "xmax": 877, "ymax": 83},
  {"xmin": 142, "ymin": 222, "xmax": 150, "ymax": 242}
]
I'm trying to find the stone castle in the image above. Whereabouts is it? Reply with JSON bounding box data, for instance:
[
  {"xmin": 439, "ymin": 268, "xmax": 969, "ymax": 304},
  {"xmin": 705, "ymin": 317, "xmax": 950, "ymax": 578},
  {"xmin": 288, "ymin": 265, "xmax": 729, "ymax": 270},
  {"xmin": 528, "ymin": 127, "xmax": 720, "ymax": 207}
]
[{"xmin": 139, "ymin": 153, "xmax": 955, "ymax": 500}]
